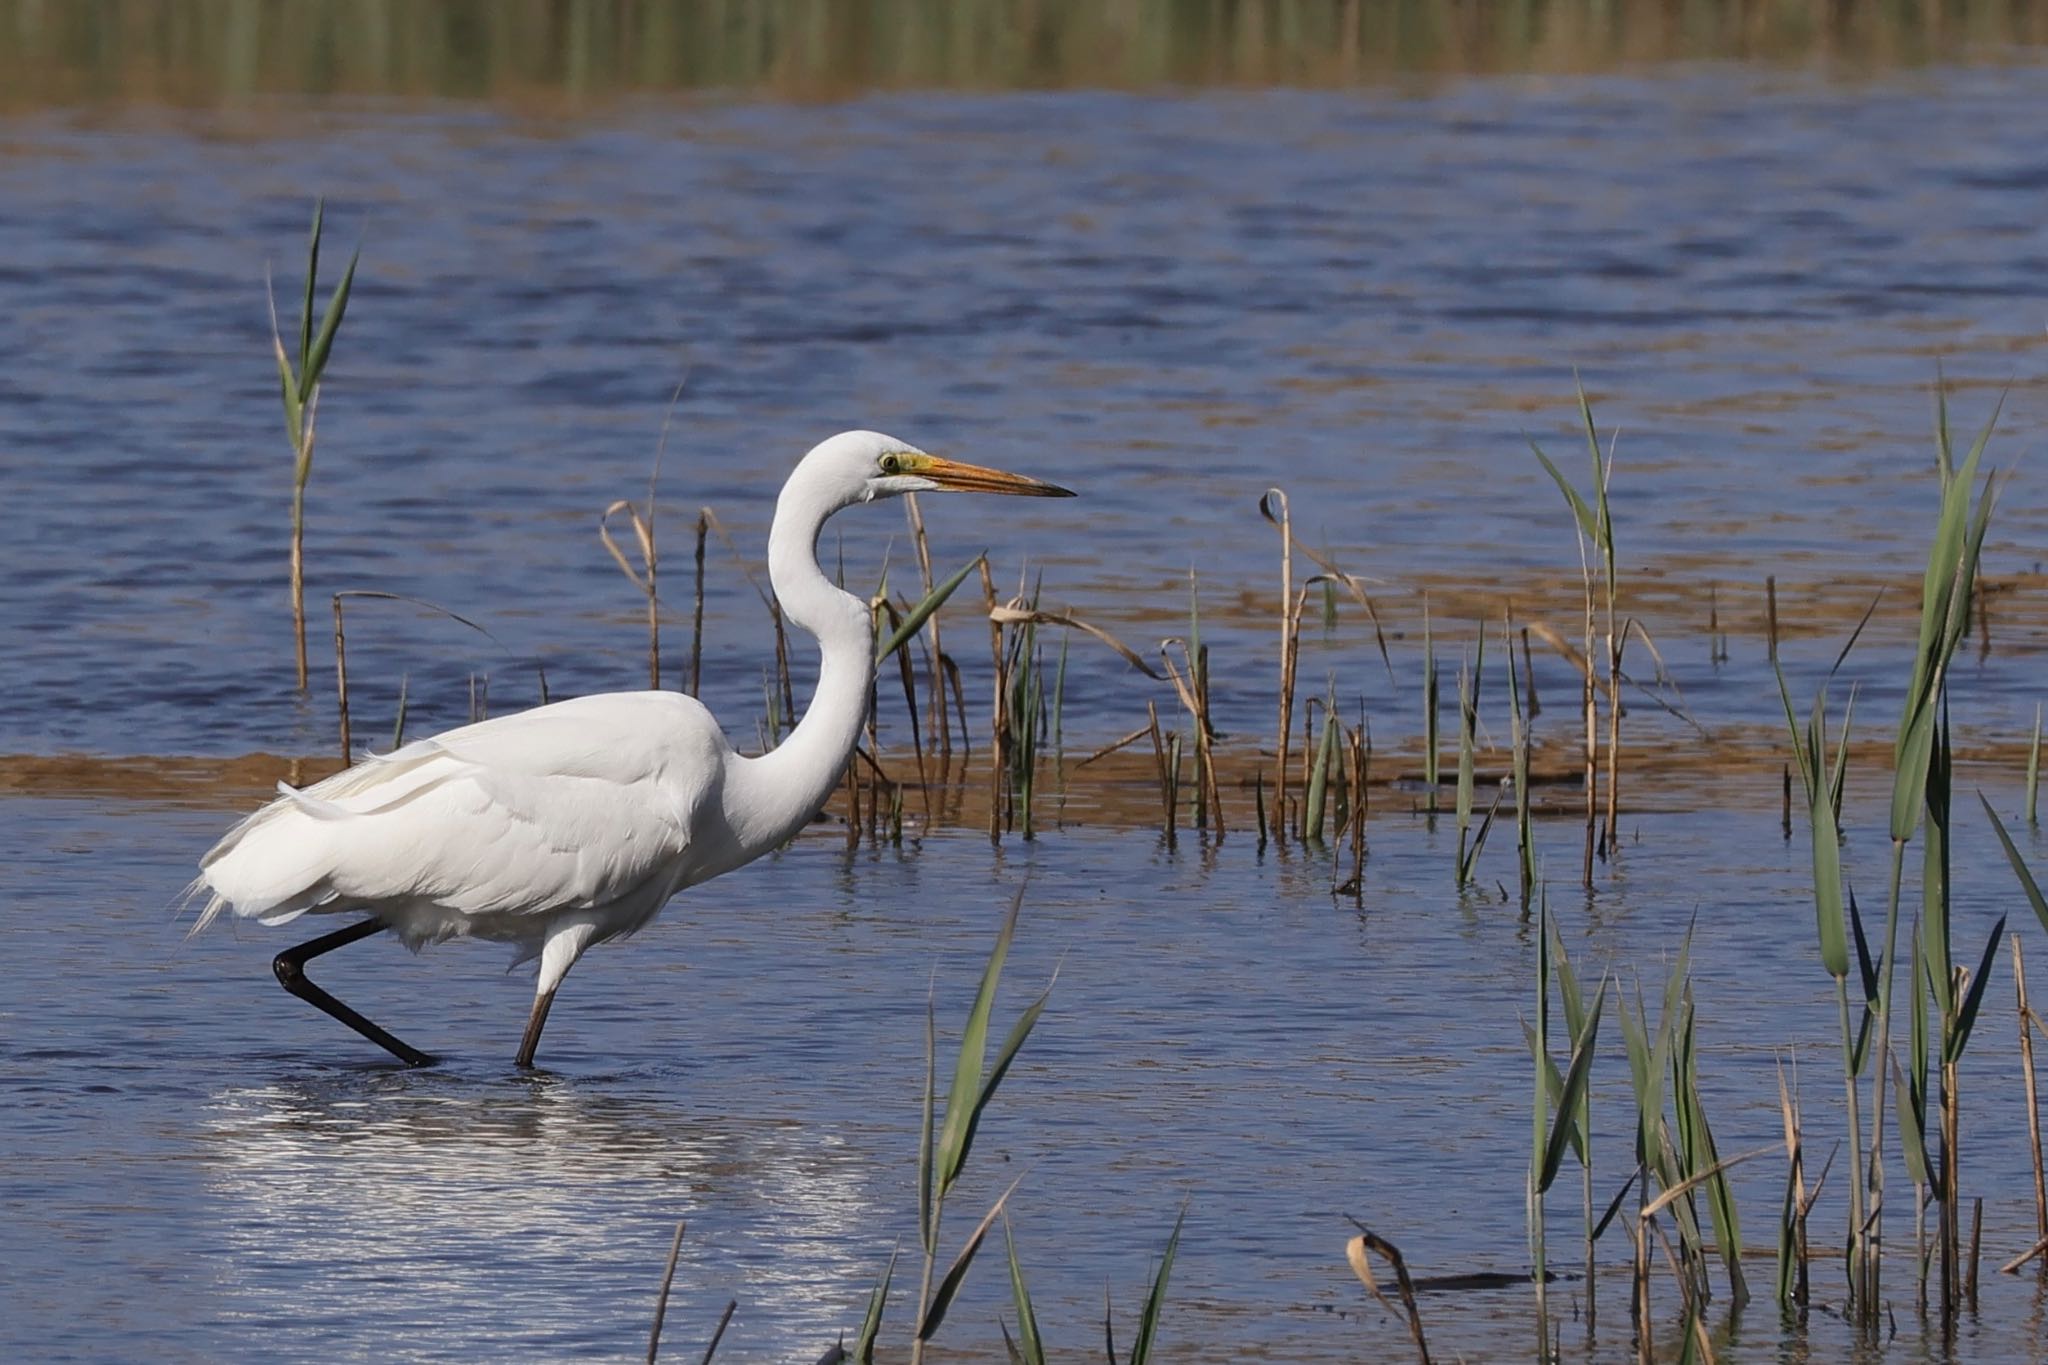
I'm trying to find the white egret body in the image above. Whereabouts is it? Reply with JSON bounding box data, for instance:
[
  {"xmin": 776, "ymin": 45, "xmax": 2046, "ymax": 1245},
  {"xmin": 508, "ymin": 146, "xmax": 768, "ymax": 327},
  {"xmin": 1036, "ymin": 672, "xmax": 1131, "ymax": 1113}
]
[{"xmin": 195, "ymin": 431, "xmax": 1072, "ymax": 1066}]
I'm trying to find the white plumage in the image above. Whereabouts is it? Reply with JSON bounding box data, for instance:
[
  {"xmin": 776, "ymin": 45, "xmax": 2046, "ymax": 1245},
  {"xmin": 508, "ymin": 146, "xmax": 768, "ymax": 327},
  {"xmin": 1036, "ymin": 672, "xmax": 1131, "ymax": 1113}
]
[{"xmin": 195, "ymin": 430, "xmax": 1072, "ymax": 1067}]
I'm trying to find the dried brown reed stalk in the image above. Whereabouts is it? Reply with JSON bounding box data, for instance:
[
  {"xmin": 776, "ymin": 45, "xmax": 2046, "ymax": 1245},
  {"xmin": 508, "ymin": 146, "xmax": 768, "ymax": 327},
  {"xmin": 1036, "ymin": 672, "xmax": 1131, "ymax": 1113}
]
[
  {"xmin": 1145, "ymin": 701, "xmax": 1176, "ymax": 846},
  {"xmin": 979, "ymin": 559, "xmax": 1005, "ymax": 842},
  {"xmin": 1259, "ymin": 490, "xmax": 1300, "ymax": 840},
  {"xmin": 329, "ymin": 590, "xmax": 501, "ymax": 762},
  {"xmin": 601, "ymin": 498, "xmax": 660, "ymax": 688},
  {"xmin": 598, "ymin": 382, "xmax": 684, "ymax": 690},
  {"xmin": 2019, "ymin": 935, "xmax": 2048, "ymax": 1255},
  {"xmin": 268, "ymin": 202, "xmax": 358, "ymax": 693},
  {"xmin": 872, "ymin": 596, "xmax": 933, "ymax": 823},
  {"xmin": 1775, "ymin": 1057, "xmax": 1827, "ymax": 1308},
  {"xmin": 1341, "ymin": 717, "xmax": 1370, "ymax": 896},
  {"xmin": 1343, "ymin": 1219, "xmax": 1430, "ymax": 1364},
  {"xmin": 1519, "ymin": 625, "xmax": 1540, "ymax": 718},
  {"xmin": 903, "ymin": 493, "xmax": 953, "ymax": 760}
]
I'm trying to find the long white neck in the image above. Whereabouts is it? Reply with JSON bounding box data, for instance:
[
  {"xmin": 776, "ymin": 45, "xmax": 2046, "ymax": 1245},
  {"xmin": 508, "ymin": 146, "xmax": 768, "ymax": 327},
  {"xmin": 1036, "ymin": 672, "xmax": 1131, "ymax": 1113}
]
[{"xmin": 726, "ymin": 475, "xmax": 875, "ymax": 850}]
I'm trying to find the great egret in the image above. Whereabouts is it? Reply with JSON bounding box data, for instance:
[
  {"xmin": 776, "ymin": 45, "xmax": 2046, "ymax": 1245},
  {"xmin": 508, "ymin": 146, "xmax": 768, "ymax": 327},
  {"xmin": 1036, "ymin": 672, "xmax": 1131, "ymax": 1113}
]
[{"xmin": 195, "ymin": 430, "xmax": 1073, "ymax": 1068}]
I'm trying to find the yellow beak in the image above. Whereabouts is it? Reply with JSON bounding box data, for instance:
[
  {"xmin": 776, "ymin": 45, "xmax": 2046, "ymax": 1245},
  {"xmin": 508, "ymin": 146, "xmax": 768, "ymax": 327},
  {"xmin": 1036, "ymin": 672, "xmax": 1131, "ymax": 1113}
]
[{"xmin": 912, "ymin": 454, "xmax": 1076, "ymax": 498}]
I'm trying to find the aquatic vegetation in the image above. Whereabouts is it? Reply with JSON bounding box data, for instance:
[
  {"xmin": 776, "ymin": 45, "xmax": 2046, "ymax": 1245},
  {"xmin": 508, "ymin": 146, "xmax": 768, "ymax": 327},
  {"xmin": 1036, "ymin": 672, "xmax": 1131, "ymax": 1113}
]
[{"xmin": 268, "ymin": 199, "xmax": 358, "ymax": 693}]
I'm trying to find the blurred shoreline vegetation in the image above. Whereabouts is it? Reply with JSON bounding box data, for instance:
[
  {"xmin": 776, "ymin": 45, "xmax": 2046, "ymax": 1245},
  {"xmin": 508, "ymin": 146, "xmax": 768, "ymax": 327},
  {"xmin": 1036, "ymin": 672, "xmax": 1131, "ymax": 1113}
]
[{"xmin": 2, "ymin": 0, "xmax": 2045, "ymax": 111}]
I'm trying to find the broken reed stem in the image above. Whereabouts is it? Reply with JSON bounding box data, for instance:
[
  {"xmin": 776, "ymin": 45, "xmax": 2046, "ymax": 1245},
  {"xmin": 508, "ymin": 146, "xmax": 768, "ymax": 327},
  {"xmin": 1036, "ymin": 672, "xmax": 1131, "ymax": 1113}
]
[
  {"xmin": 843, "ymin": 739, "xmax": 861, "ymax": 850},
  {"xmin": 1255, "ymin": 769, "xmax": 1269, "ymax": 851},
  {"xmin": 1520, "ymin": 625, "xmax": 1540, "ymax": 719},
  {"xmin": 331, "ymin": 593, "xmax": 350, "ymax": 761},
  {"xmin": 647, "ymin": 1219, "xmax": 687, "ymax": 1365},
  {"xmin": 698, "ymin": 1300, "xmax": 735, "ymax": 1364},
  {"xmin": 1765, "ymin": 575, "xmax": 1779, "ymax": 663},
  {"xmin": 1968, "ymin": 1197, "xmax": 1983, "ymax": 1306},
  {"xmin": 2020, "ymin": 936, "xmax": 2048, "ymax": 1250},
  {"xmin": 981, "ymin": 558, "xmax": 1007, "ymax": 844},
  {"xmin": 1346, "ymin": 719, "xmax": 1369, "ymax": 890},
  {"xmin": 690, "ymin": 511, "xmax": 707, "ymax": 695},
  {"xmin": 772, "ymin": 603, "xmax": 795, "ymax": 730},
  {"xmin": 1197, "ymin": 643, "xmax": 1223, "ymax": 837}
]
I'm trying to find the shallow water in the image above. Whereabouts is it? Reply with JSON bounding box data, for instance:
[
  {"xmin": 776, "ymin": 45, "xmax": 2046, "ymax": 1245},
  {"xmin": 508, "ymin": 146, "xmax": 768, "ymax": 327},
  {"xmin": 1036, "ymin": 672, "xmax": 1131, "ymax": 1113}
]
[
  {"xmin": 7, "ymin": 793, "xmax": 2048, "ymax": 1361},
  {"xmin": 9, "ymin": 49, "xmax": 2048, "ymax": 1364},
  {"xmin": 4, "ymin": 69, "xmax": 2048, "ymax": 769}
]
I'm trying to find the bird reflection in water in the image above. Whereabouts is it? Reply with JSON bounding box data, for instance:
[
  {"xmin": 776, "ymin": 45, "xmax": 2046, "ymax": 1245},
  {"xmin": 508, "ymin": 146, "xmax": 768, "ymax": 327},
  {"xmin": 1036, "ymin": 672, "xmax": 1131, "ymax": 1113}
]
[{"xmin": 201, "ymin": 1069, "xmax": 882, "ymax": 1356}]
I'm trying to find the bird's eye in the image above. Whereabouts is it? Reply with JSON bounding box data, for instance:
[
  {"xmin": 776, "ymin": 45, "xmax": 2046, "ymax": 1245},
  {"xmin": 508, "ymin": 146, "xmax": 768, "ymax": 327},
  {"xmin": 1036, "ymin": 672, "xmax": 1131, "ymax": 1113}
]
[{"xmin": 879, "ymin": 453, "xmax": 904, "ymax": 475}]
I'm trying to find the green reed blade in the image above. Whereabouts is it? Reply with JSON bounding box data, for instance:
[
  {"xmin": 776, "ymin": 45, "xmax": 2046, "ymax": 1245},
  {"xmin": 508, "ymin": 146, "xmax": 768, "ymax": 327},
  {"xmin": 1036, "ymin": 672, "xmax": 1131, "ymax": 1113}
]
[
  {"xmin": 963, "ymin": 976, "xmax": 1053, "ymax": 1171},
  {"xmin": 1127, "ymin": 1204, "xmax": 1185, "ymax": 1365},
  {"xmin": 917, "ymin": 1174, "xmax": 1024, "ymax": 1342},
  {"xmin": 1775, "ymin": 1155, "xmax": 1799, "ymax": 1306},
  {"xmin": 1552, "ymin": 925, "xmax": 1594, "ymax": 1164},
  {"xmin": 1523, "ymin": 1021, "xmax": 1582, "ymax": 1170},
  {"xmin": 299, "ymin": 197, "xmax": 323, "ymax": 378},
  {"xmin": 1893, "ymin": 417, "xmax": 1995, "ymax": 842},
  {"xmin": 1461, "ymin": 788, "xmax": 1501, "ymax": 885},
  {"xmin": 1806, "ymin": 693, "xmax": 1849, "ymax": 981},
  {"xmin": 1530, "ymin": 439, "xmax": 1603, "ymax": 550},
  {"xmin": 935, "ymin": 889, "xmax": 1024, "ymax": 1197},
  {"xmin": 389, "ymin": 672, "xmax": 409, "ymax": 749},
  {"xmin": 304, "ymin": 243, "xmax": 360, "ymax": 392},
  {"xmin": 1676, "ymin": 995, "xmax": 1745, "ymax": 1298},
  {"xmin": 1893, "ymin": 1046, "xmax": 1932, "ymax": 1195},
  {"xmin": 879, "ymin": 555, "xmax": 983, "ymax": 662},
  {"xmin": 1618, "ymin": 984, "xmax": 1662, "ymax": 1174},
  {"xmin": 1576, "ymin": 379, "xmax": 1617, "ymax": 584},
  {"xmin": 1828, "ymin": 688, "xmax": 1856, "ymax": 823},
  {"xmin": 1541, "ymin": 979, "xmax": 1608, "ymax": 1194},
  {"xmin": 1001, "ymin": 1217, "xmax": 1044, "ymax": 1365},
  {"xmin": 1904, "ymin": 929, "xmax": 1930, "ymax": 1186},
  {"xmin": 1305, "ymin": 707, "xmax": 1337, "ymax": 845},
  {"xmin": 2028, "ymin": 704, "xmax": 2041, "ymax": 824},
  {"xmin": 1950, "ymin": 915, "xmax": 2009, "ymax": 1064},
  {"xmin": 1773, "ymin": 657, "xmax": 1819, "ymax": 802},
  {"xmin": 274, "ymin": 340, "xmax": 303, "ymax": 446},
  {"xmin": 1979, "ymin": 793, "xmax": 2048, "ymax": 938},
  {"xmin": 919, "ymin": 989, "xmax": 936, "ymax": 1252},
  {"xmin": 1922, "ymin": 705, "xmax": 1955, "ymax": 1019},
  {"xmin": 852, "ymin": 1244, "xmax": 897, "ymax": 1364}
]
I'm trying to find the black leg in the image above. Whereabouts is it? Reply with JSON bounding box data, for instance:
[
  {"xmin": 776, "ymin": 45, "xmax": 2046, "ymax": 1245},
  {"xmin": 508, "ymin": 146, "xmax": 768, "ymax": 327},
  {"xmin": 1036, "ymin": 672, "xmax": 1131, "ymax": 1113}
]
[
  {"xmin": 272, "ymin": 917, "xmax": 436, "ymax": 1067},
  {"xmin": 514, "ymin": 987, "xmax": 558, "ymax": 1069}
]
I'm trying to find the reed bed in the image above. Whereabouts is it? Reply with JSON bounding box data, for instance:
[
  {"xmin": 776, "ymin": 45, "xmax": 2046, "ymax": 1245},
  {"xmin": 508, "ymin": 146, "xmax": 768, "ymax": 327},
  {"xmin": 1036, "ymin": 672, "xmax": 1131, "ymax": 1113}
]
[{"xmin": 11, "ymin": 0, "xmax": 2048, "ymax": 114}]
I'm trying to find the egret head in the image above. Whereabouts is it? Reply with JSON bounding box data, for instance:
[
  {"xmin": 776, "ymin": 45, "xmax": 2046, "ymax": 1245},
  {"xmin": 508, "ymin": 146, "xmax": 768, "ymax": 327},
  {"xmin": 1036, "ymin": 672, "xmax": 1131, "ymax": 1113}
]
[{"xmin": 797, "ymin": 430, "xmax": 1076, "ymax": 507}]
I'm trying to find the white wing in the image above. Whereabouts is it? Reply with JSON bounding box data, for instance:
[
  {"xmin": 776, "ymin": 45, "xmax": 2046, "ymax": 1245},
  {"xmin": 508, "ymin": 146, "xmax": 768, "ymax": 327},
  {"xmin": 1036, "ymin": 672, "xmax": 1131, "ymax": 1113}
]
[{"xmin": 197, "ymin": 692, "xmax": 737, "ymax": 946}]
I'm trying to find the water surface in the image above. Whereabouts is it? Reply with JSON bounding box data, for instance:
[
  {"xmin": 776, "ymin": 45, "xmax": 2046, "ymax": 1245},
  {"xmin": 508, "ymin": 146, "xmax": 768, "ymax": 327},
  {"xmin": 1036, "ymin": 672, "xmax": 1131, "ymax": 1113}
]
[{"xmin": 8, "ymin": 51, "xmax": 2048, "ymax": 1364}]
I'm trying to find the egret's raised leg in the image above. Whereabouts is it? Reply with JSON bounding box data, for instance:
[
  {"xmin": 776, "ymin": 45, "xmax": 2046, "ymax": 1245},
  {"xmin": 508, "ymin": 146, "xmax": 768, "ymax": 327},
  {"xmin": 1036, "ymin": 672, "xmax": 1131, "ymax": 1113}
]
[
  {"xmin": 272, "ymin": 918, "xmax": 436, "ymax": 1067},
  {"xmin": 516, "ymin": 919, "xmax": 598, "ymax": 1070}
]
